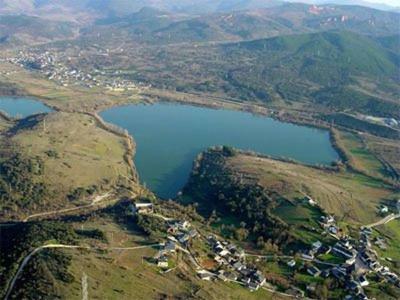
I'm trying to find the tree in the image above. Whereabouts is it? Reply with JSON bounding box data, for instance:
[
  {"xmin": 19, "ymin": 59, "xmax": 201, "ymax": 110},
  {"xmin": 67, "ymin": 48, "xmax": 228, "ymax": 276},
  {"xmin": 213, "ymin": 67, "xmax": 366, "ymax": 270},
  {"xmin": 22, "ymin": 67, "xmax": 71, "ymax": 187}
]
[
  {"xmin": 235, "ymin": 228, "xmax": 249, "ymax": 241},
  {"xmin": 256, "ymin": 236, "xmax": 265, "ymax": 249}
]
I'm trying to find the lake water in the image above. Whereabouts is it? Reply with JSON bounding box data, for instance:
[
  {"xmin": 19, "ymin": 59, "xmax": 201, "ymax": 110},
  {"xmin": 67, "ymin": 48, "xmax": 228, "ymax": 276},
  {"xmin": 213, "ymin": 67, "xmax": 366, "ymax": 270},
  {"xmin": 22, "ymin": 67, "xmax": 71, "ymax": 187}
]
[
  {"xmin": 0, "ymin": 96, "xmax": 52, "ymax": 118},
  {"xmin": 101, "ymin": 103, "xmax": 339, "ymax": 199}
]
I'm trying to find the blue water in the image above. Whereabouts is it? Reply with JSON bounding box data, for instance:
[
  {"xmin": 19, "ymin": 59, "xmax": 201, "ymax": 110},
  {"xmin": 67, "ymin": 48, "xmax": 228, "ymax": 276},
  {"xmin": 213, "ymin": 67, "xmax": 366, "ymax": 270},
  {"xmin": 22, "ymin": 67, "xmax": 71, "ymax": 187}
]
[
  {"xmin": 0, "ymin": 97, "xmax": 52, "ymax": 118},
  {"xmin": 101, "ymin": 103, "xmax": 338, "ymax": 198}
]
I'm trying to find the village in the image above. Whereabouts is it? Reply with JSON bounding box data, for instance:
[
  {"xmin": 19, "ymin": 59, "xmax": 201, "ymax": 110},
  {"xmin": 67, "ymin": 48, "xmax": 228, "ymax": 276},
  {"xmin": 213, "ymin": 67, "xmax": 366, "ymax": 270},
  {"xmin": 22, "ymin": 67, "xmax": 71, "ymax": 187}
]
[
  {"xmin": 1, "ymin": 49, "xmax": 150, "ymax": 92},
  {"xmin": 131, "ymin": 197, "xmax": 400, "ymax": 299}
]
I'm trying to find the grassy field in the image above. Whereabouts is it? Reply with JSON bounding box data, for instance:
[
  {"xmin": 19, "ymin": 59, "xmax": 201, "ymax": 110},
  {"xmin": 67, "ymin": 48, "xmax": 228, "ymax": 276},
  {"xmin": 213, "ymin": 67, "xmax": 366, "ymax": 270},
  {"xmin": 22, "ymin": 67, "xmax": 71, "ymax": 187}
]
[
  {"xmin": 364, "ymin": 135, "xmax": 400, "ymax": 179},
  {"xmin": 5, "ymin": 111, "xmax": 136, "ymax": 217},
  {"xmin": 13, "ymin": 112, "xmax": 133, "ymax": 196},
  {"xmin": 273, "ymin": 201, "xmax": 327, "ymax": 245},
  {"xmin": 226, "ymin": 153, "xmax": 397, "ymax": 225},
  {"xmin": 336, "ymin": 130, "xmax": 387, "ymax": 178},
  {"xmin": 61, "ymin": 251, "xmax": 285, "ymax": 300}
]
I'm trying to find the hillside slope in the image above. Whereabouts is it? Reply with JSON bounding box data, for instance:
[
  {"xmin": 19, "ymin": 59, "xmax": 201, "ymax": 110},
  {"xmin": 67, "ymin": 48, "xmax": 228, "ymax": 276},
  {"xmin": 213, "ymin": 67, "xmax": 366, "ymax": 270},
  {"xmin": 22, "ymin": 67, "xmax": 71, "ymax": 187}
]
[
  {"xmin": 89, "ymin": 4, "xmax": 400, "ymax": 44},
  {"xmin": 183, "ymin": 148, "xmax": 396, "ymax": 225},
  {"xmin": 0, "ymin": 112, "xmax": 136, "ymax": 221},
  {"xmin": 0, "ymin": 15, "xmax": 78, "ymax": 45}
]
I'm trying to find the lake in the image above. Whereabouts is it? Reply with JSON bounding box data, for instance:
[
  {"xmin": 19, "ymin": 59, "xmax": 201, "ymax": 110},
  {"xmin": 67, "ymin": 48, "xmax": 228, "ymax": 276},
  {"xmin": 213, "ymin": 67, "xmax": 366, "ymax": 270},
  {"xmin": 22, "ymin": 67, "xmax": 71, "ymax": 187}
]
[
  {"xmin": 0, "ymin": 96, "xmax": 52, "ymax": 118},
  {"xmin": 101, "ymin": 103, "xmax": 339, "ymax": 199}
]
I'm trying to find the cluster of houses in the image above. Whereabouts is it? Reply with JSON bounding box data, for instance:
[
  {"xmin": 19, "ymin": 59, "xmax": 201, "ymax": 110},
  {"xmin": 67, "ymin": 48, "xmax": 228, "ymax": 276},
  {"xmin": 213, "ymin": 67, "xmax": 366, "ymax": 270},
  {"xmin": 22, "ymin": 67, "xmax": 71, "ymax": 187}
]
[
  {"xmin": 297, "ymin": 236, "xmax": 370, "ymax": 299},
  {"xmin": 359, "ymin": 227, "xmax": 400, "ymax": 288},
  {"xmin": 292, "ymin": 200, "xmax": 400, "ymax": 300},
  {"xmin": 297, "ymin": 225, "xmax": 400, "ymax": 299},
  {"xmin": 301, "ymin": 239, "xmax": 332, "ymax": 261},
  {"xmin": 4, "ymin": 50, "xmax": 149, "ymax": 91},
  {"xmin": 132, "ymin": 202, "xmax": 199, "ymax": 270},
  {"xmin": 154, "ymin": 239, "xmax": 177, "ymax": 269},
  {"xmin": 167, "ymin": 220, "xmax": 198, "ymax": 245},
  {"xmin": 206, "ymin": 236, "xmax": 266, "ymax": 291},
  {"xmin": 152, "ymin": 219, "xmax": 198, "ymax": 269},
  {"xmin": 320, "ymin": 214, "xmax": 340, "ymax": 236},
  {"xmin": 132, "ymin": 201, "xmax": 399, "ymax": 298}
]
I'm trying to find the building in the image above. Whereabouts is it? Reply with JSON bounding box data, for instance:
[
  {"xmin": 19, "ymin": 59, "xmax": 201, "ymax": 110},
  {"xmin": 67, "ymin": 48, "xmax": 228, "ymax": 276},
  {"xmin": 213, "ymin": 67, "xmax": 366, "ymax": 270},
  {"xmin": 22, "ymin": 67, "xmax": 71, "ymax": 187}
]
[
  {"xmin": 318, "ymin": 245, "xmax": 332, "ymax": 255},
  {"xmin": 178, "ymin": 233, "xmax": 190, "ymax": 244},
  {"xmin": 248, "ymin": 281, "xmax": 261, "ymax": 291},
  {"xmin": 287, "ymin": 260, "xmax": 296, "ymax": 268},
  {"xmin": 301, "ymin": 251, "xmax": 315, "ymax": 260},
  {"xmin": 345, "ymin": 257, "xmax": 356, "ymax": 266},
  {"xmin": 312, "ymin": 241, "xmax": 323, "ymax": 252},
  {"xmin": 233, "ymin": 261, "xmax": 245, "ymax": 271},
  {"xmin": 328, "ymin": 225, "xmax": 338, "ymax": 235},
  {"xmin": 164, "ymin": 241, "xmax": 177, "ymax": 253},
  {"xmin": 188, "ymin": 229, "xmax": 198, "ymax": 238},
  {"xmin": 224, "ymin": 271, "xmax": 238, "ymax": 281},
  {"xmin": 307, "ymin": 266, "xmax": 321, "ymax": 277},
  {"xmin": 133, "ymin": 202, "xmax": 153, "ymax": 214},
  {"xmin": 176, "ymin": 220, "xmax": 190, "ymax": 230},
  {"xmin": 333, "ymin": 243, "xmax": 356, "ymax": 259},
  {"xmin": 198, "ymin": 271, "xmax": 213, "ymax": 281},
  {"xmin": 321, "ymin": 269, "xmax": 331, "ymax": 278},
  {"xmin": 157, "ymin": 256, "xmax": 169, "ymax": 268},
  {"xmin": 305, "ymin": 196, "xmax": 317, "ymax": 206},
  {"xmin": 332, "ymin": 267, "xmax": 347, "ymax": 281},
  {"xmin": 321, "ymin": 215, "xmax": 335, "ymax": 225},
  {"xmin": 253, "ymin": 270, "xmax": 266, "ymax": 286},
  {"xmin": 379, "ymin": 205, "xmax": 389, "ymax": 214},
  {"xmin": 358, "ymin": 275, "xmax": 369, "ymax": 287}
]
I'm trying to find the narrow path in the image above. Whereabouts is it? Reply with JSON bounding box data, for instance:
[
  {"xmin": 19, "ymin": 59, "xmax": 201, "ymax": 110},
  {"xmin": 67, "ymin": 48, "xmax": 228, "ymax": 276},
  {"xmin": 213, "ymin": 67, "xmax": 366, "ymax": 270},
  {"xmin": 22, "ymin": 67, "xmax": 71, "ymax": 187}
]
[
  {"xmin": 146, "ymin": 212, "xmax": 174, "ymax": 222},
  {"xmin": 22, "ymin": 192, "xmax": 114, "ymax": 222},
  {"xmin": 365, "ymin": 213, "xmax": 400, "ymax": 229}
]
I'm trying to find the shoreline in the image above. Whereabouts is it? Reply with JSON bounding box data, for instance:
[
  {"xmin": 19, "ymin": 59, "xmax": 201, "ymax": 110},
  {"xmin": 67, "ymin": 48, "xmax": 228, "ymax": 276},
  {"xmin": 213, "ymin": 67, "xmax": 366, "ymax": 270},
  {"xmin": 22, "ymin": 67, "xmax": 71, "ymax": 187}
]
[{"xmin": 2, "ymin": 91, "xmax": 397, "ymax": 190}]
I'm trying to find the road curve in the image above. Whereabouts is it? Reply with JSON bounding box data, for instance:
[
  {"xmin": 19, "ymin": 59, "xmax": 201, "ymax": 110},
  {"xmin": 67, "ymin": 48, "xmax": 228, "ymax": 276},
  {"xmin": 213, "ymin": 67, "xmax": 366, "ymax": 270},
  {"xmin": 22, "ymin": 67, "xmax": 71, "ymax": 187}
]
[
  {"xmin": 4, "ymin": 244, "xmax": 87, "ymax": 300},
  {"xmin": 4, "ymin": 243, "xmax": 161, "ymax": 300}
]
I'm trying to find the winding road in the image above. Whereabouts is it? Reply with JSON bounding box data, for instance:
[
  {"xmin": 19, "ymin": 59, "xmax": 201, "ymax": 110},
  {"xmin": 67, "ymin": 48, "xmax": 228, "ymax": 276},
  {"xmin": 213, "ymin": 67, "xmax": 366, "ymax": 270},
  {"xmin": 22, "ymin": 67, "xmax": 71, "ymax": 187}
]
[{"xmin": 4, "ymin": 243, "xmax": 162, "ymax": 300}]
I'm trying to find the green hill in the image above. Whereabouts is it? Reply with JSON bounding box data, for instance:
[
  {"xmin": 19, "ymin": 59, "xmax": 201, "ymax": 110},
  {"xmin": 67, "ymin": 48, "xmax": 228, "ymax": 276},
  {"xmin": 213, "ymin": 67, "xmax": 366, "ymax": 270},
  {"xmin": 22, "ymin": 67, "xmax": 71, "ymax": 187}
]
[
  {"xmin": 218, "ymin": 31, "xmax": 400, "ymax": 117},
  {"xmin": 231, "ymin": 31, "xmax": 399, "ymax": 79}
]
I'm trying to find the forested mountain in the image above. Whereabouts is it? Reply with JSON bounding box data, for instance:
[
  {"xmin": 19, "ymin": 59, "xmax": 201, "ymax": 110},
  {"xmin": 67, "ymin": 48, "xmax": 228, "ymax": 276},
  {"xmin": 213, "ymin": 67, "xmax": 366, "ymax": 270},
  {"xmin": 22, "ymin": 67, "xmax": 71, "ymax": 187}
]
[
  {"xmin": 84, "ymin": 4, "xmax": 400, "ymax": 45},
  {"xmin": 220, "ymin": 31, "xmax": 399, "ymax": 117}
]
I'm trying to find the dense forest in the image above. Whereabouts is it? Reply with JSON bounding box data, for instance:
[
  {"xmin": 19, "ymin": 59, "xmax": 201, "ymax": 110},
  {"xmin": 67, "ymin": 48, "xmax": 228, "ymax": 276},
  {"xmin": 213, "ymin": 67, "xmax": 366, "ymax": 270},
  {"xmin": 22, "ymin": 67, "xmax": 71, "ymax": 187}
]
[{"xmin": 183, "ymin": 147, "xmax": 307, "ymax": 251}]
